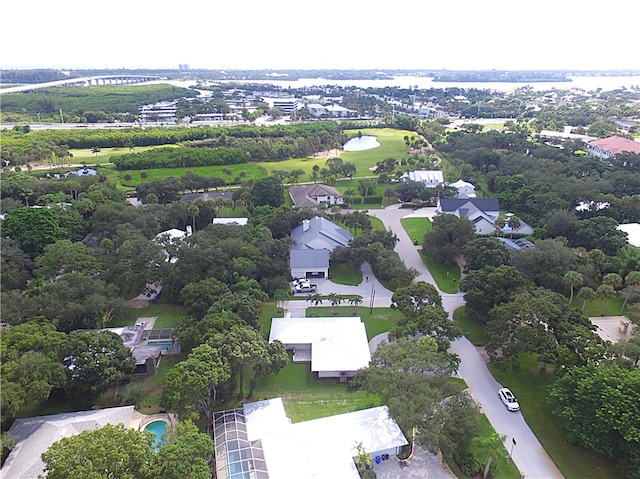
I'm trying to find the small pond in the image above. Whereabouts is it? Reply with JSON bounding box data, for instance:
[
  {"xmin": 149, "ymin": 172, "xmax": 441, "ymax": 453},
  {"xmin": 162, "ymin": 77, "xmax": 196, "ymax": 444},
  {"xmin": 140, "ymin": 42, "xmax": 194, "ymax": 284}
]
[
  {"xmin": 43, "ymin": 168, "xmax": 97, "ymax": 179},
  {"xmin": 343, "ymin": 136, "xmax": 380, "ymax": 151}
]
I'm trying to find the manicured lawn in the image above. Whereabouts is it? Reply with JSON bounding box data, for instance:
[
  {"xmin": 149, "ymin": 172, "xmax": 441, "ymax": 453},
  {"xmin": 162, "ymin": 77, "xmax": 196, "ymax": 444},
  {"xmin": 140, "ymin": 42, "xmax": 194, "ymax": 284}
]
[
  {"xmin": 490, "ymin": 355, "xmax": 624, "ymax": 479},
  {"xmin": 305, "ymin": 306, "xmax": 402, "ymax": 340},
  {"xmin": 420, "ymin": 251, "xmax": 461, "ymax": 294},
  {"xmin": 580, "ymin": 296, "xmax": 624, "ymax": 317},
  {"xmin": 259, "ymin": 302, "xmax": 279, "ymax": 340},
  {"xmin": 400, "ymin": 216, "xmax": 432, "ymax": 245},
  {"xmin": 453, "ymin": 306, "xmax": 487, "ymax": 345},
  {"xmin": 69, "ymin": 145, "xmax": 175, "ymax": 166},
  {"xmin": 329, "ymin": 261, "xmax": 362, "ymax": 285},
  {"xmin": 249, "ymin": 357, "xmax": 382, "ymax": 422},
  {"xmin": 369, "ymin": 215, "xmax": 386, "ymax": 231},
  {"xmin": 115, "ymin": 302, "xmax": 187, "ymax": 328}
]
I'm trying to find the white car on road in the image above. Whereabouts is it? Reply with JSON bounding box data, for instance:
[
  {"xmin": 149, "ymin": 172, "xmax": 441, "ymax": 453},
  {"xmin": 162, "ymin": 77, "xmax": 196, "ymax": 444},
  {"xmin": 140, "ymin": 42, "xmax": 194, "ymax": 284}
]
[{"xmin": 498, "ymin": 387, "xmax": 520, "ymax": 411}]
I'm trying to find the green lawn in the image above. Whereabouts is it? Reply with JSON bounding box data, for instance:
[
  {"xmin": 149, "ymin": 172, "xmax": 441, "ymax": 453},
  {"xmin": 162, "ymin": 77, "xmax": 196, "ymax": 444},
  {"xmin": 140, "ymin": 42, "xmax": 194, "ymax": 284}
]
[
  {"xmin": 95, "ymin": 353, "xmax": 186, "ymax": 414},
  {"xmin": 400, "ymin": 216, "xmax": 432, "ymax": 245},
  {"xmin": 420, "ymin": 252, "xmax": 461, "ymax": 293},
  {"xmin": 580, "ymin": 296, "xmax": 625, "ymax": 317},
  {"xmin": 249, "ymin": 357, "xmax": 382, "ymax": 422},
  {"xmin": 453, "ymin": 306, "xmax": 487, "ymax": 345},
  {"xmin": 490, "ymin": 355, "xmax": 623, "ymax": 479},
  {"xmin": 329, "ymin": 262, "xmax": 362, "ymax": 285},
  {"xmin": 369, "ymin": 215, "xmax": 387, "ymax": 231},
  {"xmin": 115, "ymin": 302, "xmax": 187, "ymax": 328}
]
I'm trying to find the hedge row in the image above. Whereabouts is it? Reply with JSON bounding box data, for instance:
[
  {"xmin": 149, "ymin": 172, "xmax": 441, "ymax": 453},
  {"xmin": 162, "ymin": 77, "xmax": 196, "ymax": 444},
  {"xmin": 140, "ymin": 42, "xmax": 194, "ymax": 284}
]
[{"xmin": 111, "ymin": 146, "xmax": 249, "ymax": 170}]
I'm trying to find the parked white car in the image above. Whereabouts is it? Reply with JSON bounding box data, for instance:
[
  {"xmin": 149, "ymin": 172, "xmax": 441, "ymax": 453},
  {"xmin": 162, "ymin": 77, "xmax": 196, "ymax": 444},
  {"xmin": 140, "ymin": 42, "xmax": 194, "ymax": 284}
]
[
  {"xmin": 498, "ymin": 387, "xmax": 520, "ymax": 411},
  {"xmin": 291, "ymin": 279, "xmax": 317, "ymax": 294}
]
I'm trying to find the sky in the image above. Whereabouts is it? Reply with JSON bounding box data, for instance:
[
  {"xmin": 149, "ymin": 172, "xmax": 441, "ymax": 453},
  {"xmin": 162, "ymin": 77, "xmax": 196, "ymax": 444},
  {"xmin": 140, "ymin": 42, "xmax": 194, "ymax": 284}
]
[{"xmin": 3, "ymin": 0, "xmax": 639, "ymax": 71}]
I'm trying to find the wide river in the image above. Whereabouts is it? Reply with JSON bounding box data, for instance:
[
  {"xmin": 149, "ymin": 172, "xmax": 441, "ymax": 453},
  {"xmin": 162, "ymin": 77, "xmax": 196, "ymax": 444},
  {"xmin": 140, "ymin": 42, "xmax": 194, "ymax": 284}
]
[{"xmin": 181, "ymin": 75, "xmax": 640, "ymax": 93}]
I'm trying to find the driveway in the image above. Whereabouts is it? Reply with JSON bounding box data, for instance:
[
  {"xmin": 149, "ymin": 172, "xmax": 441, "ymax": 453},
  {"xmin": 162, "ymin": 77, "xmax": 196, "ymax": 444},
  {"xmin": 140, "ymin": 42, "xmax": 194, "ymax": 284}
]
[
  {"xmin": 283, "ymin": 204, "xmax": 563, "ymax": 478},
  {"xmin": 368, "ymin": 204, "xmax": 564, "ymax": 479}
]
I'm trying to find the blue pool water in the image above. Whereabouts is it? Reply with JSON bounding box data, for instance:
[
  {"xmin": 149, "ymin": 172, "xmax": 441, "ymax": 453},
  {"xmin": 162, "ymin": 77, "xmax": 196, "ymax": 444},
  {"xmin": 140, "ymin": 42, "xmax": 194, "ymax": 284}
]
[
  {"xmin": 147, "ymin": 339, "xmax": 181, "ymax": 352},
  {"xmin": 144, "ymin": 420, "xmax": 167, "ymax": 449}
]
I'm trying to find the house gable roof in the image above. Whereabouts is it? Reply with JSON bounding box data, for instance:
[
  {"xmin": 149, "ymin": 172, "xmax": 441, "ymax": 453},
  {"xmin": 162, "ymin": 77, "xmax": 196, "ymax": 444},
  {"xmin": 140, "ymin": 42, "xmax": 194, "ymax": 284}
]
[
  {"xmin": 289, "ymin": 249, "xmax": 329, "ymax": 269},
  {"xmin": 439, "ymin": 198, "xmax": 500, "ymax": 215},
  {"xmin": 588, "ymin": 136, "xmax": 640, "ymax": 155},
  {"xmin": 2, "ymin": 406, "xmax": 135, "ymax": 479},
  {"xmin": 289, "ymin": 184, "xmax": 343, "ymax": 208},
  {"xmin": 290, "ymin": 216, "xmax": 353, "ymax": 251}
]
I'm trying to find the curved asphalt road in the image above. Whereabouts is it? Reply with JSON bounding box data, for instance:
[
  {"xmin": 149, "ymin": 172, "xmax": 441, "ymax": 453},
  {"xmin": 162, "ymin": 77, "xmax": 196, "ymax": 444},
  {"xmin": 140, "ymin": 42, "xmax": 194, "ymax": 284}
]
[
  {"xmin": 371, "ymin": 204, "xmax": 563, "ymax": 479},
  {"xmin": 285, "ymin": 205, "xmax": 564, "ymax": 478}
]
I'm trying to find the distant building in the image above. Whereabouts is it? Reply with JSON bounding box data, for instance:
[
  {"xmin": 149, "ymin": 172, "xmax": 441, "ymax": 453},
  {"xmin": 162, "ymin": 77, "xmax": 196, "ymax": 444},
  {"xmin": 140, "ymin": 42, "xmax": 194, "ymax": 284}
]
[
  {"xmin": 306, "ymin": 103, "xmax": 355, "ymax": 118},
  {"xmin": 618, "ymin": 223, "xmax": 640, "ymax": 247},
  {"xmin": 449, "ymin": 179, "xmax": 477, "ymax": 198},
  {"xmin": 289, "ymin": 184, "xmax": 344, "ymax": 208},
  {"xmin": 587, "ymin": 135, "xmax": 640, "ymax": 160},
  {"xmin": 178, "ymin": 64, "xmax": 190, "ymax": 71},
  {"xmin": 400, "ymin": 170, "xmax": 444, "ymax": 188},
  {"xmin": 262, "ymin": 97, "xmax": 300, "ymax": 115}
]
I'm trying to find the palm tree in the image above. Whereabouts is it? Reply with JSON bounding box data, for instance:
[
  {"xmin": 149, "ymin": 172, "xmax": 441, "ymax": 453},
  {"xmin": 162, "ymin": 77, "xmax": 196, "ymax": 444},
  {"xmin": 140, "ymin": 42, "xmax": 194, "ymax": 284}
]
[
  {"xmin": 577, "ymin": 286, "xmax": 596, "ymax": 312},
  {"xmin": 343, "ymin": 189, "xmax": 357, "ymax": 208},
  {"xmin": 621, "ymin": 271, "xmax": 640, "ymax": 312},
  {"xmin": 273, "ymin": 289, "xmax": 289, "ymax": 313},
  {"xmin": 306, "ymin": 293, "xmax": 323, "ymax": 307},
  {"xmin": 596, "ymin": 284, "xmax": 616, "ymax": 315},
  {"xmin": 507, "ymin": 216, "xmax": 521, "ymax": 239},
  {"xmin": 187, "ymin": 203, "xmax": 200, "ymax": 232},
  {"xmin": 472, "ymin": 433, "xmax": 507, "ymax": 479},
  {"xmin": 563, "ymin": 271, "xmax": 583, "ymax": 305},
  {"xmin": 91, "ymin": 146, "xmax": 101, "ymax": 162}
]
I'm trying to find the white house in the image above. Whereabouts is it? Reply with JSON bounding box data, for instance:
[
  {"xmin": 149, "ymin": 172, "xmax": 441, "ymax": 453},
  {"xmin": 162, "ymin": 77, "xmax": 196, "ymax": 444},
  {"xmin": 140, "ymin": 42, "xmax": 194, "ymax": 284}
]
[
  {"xmin": 289, "ymin": 184, "xmax": 344, "ymax": 208},
  {"xmin": 618, "ymin": 223, "xmax": 640, "ymax": 247},
  {"xmin": 437, "ymin": 198, "xmax": 500, "ymax": 235},
  {"xmin": 587, "ymin": 135, "xmax": 640, "ymax": 160},
  {"xmin": 154, "ymin": 227, "xmax": 190, "ymax": 263},
  {"xmin": 269, "ymin": 316, "xmax": 371, "ymax": 379},
  {"xmin": 306, "ymin": 103, "xmax": 355, "ymax": 118},
  {"xmin": 212, "ymin": 217, "xmax": 248, "ymax": 226},
  {"xmin": 400, "ymin": 170, "xmax": 444, "ymax": 188},
  {"xmin": 448, "ymin": 179, "xmax": 477, "ymax": 198},
  {"xmin": 213, "ymin": 397, "xmax": 408, "ymax": 479}
]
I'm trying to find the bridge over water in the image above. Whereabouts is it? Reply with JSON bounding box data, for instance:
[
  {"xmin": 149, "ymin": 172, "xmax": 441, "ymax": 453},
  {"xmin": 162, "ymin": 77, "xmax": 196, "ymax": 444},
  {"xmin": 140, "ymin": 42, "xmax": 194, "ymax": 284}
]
[{"xmin": 0, "ymin": 75, "xmax": 161, "ymax": 94}]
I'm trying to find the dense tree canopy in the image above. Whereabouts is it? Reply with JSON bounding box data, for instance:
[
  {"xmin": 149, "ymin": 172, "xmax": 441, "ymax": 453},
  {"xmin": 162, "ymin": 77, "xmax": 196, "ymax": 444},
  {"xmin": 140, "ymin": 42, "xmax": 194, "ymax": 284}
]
[
  {"xmin": 1, "ymin": 207, "xmax": 67, "ymax": 257},
  {"xmin": 63, "ymin": 331, "xmax": 135, "ymax": 399},
  {"xmin": 423, "ymin": 214, "xmax": 475, "ymax": 265},
  {"xmin": 549, "ymin": 364, "xmax": 640, "ymax": 479},
  {"xmin": 42, "ymin": 424, "xmax": 157, "ymax": 479}
]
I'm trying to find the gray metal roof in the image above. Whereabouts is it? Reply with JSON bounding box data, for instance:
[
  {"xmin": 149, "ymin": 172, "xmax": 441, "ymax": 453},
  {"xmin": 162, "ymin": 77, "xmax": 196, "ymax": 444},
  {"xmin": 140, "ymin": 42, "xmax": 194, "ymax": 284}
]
[
  {"xmin": 290, "ymin": 249, "xmax": 329, "ymax": 269},
  {"xmin": 290, "ymin": 216, "xmax": 353, "ymax": 251},
  {"xmin": 1, "ymin": 406, "xmax": 135, "ymax": 479}
]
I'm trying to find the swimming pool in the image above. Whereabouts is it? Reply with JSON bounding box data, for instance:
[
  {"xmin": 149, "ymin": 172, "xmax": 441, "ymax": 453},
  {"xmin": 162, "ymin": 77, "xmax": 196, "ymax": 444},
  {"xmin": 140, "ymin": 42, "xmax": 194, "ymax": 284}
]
[
  {"xmin": 144, "ymin": 420, "xmax": 167, "ymax": 449},
  {"xmin": 147, "ymin": 339, "xmax": 181, "ymax": 352}
]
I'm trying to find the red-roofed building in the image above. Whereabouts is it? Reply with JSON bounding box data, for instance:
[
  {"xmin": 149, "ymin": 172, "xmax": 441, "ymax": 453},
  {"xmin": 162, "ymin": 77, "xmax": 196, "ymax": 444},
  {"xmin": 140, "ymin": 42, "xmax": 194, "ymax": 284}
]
[{"xmin": 587, "ymin": 135, "xmax": 640, "ymax": 160}]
